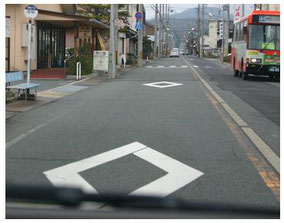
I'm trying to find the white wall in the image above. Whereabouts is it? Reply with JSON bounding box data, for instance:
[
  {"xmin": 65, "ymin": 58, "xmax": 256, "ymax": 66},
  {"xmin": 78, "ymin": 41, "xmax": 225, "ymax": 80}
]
[{"xmin": 209, "ymin": 20, "xmax": 218, "ymax": 49}]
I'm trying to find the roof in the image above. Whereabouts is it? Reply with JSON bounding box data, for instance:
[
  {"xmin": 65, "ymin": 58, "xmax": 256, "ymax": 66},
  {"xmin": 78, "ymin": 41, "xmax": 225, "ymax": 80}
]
[{"xmin": 37, "ymin": 9, "xmax": 109, "ymax": 29}]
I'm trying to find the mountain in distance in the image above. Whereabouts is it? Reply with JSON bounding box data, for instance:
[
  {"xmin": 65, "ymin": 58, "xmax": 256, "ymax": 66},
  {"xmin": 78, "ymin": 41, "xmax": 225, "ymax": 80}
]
[{"xmin": 147, "ymin": 6, "xmax": 234, "ymax": 24}]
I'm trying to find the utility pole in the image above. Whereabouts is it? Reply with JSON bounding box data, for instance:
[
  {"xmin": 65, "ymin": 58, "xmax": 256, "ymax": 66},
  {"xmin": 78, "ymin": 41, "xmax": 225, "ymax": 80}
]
[
  {"xmin": 197, "ymin": 4, "xmax": 200, "ymax": 57},
  {"xmin": 154, "ymin": 4, "xmax": 158, "ymax": 60},
  {"xmin": 225, "ymin": 4, "xmax": 230, "ymax": 56},
  {"xmin": 109, "ymin": 4, "xmax": 118, "ymax": 78},
  {"xmin": 166, "ymin": 4, "xmax": 169, "ymax": 57},
  {"xmin": 137, "ymin": 4, "xmax": 143, "ymax": 67},
  {"xmin": 162, "ymin": 4, "xmax": 164, "ymax": 57},
  {"xmin": 158, "ymin": 4, "xmax": 162, "ymax": 58},
  {"xmin": 200, "ymin": 4, "xmax": 204, "ymax": 58},
  {"xmin": 221, "ymin": 5, "xmax": 225, "ymax": 63}
]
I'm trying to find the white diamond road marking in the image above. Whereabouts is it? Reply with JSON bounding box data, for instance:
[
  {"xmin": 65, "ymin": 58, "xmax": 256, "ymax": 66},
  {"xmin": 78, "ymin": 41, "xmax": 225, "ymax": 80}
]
[
  {"xmin": 44, "ymin": 142, "xmax": 203, "ymax": 197},
  {"xmin": 142, "ymin": 81, "xmax": 183, "ymax": 88}
]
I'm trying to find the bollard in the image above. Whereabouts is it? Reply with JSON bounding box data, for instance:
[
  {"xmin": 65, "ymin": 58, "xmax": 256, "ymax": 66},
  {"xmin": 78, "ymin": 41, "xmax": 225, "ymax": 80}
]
[{"xmin": 76, "ymin": 62, "xmax": 81, "ymax": 80}]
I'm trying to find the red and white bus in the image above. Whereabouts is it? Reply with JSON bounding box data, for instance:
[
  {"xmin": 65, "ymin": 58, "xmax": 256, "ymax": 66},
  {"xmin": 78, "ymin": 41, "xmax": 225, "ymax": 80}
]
[{"xmin": 231, "ymin": 10, "xmax": 280, "ymax": 80}]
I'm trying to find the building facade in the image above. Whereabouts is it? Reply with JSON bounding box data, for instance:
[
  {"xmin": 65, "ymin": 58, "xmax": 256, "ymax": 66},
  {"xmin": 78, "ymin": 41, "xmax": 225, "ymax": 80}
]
[{"xmin": 6, "ymin": 4, "xmax": 109, "ymax": 72}]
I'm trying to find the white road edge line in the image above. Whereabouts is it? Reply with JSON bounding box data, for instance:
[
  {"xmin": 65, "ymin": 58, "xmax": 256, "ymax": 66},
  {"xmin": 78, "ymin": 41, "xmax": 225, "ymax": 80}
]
[
  {"xmin": 242, "ymin": 127, "xmax": 280, "ymax": 173},
  {"xmin": 182, "ymin": 56, "xmax": 280, "ymax": 174}
]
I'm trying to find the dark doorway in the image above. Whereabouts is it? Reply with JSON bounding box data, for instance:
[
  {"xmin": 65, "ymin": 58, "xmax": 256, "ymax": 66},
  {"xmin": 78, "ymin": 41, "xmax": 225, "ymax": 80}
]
[{"xmin": 37, "ymin": 21, "xmax": 66, "ymax": 69}]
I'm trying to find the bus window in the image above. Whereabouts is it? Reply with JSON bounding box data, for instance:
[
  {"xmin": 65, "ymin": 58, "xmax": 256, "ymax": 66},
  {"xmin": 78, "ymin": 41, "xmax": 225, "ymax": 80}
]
[
  {"xmin": 237, "ymin": 23, "xmax": 241, "ymax": 41},
  {"xmin": 235, "ymin": 23, "xmax": 239, "ymax": 41},
  {"xmin": 233, "ymin": 24, "xmax": 237, "ymax": 42},
  {"xmin": 249, "ymin": 25, "xmax": 280, "ymax": 50},
  {"xmin": 240, "ymin": 22, "xmax": 244, "ymax": 41}
]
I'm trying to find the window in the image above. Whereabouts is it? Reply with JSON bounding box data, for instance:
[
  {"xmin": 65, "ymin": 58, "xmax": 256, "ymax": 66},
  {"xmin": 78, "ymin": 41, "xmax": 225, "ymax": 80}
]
[
  {"xmin": 236, "ymin": 22, "xmax": 240, "ymax": 41},
  {"xmin": 233, "ymin": 24, "xmax": 237, "ymax": 41},
  {"xmin": 240, "ymin": 22, "xmax": 243, "ymax": 41},
  {"xmin": 249, "ymin": 24, "xmax": 280, "ymax": 50},
  {"xmin": 37, "ymin": 21, "xmax": 66, "ymax": 69}
]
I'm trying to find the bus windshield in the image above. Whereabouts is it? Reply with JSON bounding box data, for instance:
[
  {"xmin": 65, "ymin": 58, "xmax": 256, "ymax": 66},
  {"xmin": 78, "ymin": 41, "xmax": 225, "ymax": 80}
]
[{"xmin": 249, "ymin": 25, "xmax": 280, "ymax": 50}]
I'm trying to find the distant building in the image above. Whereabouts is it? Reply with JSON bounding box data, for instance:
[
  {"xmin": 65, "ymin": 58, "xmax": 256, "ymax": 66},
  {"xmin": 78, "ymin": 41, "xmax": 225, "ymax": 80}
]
[{"xmin": 208, "ymin": 20, "xmax": 218, "ymax": 49}]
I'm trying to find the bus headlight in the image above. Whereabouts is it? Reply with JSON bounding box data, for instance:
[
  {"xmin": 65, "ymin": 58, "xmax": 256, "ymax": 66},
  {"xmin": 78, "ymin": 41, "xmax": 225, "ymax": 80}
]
[{"xmin": 250, "ymin": 58, "xmax": 262, "ymax": 63}]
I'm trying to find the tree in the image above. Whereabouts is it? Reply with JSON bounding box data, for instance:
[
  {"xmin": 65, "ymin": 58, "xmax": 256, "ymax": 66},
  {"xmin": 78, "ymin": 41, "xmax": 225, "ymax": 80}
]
[{"xmin": 76, "ymin": 4, "xmax": 130, "ymax": 27}]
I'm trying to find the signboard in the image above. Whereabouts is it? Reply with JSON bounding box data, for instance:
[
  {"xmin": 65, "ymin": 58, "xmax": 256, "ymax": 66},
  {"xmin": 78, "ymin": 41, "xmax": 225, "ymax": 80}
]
[
  {"xmin": 6, "ymin": 18, "xmax": 10, "ymax": 38},
  {"xmin": 234, "ymin": 5, "xmax": 242, "ymax": 23},
  {"xmin": 93, "ymin": 51, "xmax": 109, "ymax": 72},
  {"xmin": 79, "ymin": 25, "xmax": 92, "ymax": 38},
  {"xmin": 219, "ymin": 22, "xmax": 223, "ymax": 38},
  {"xmin": 259, "ymin": 15, "xmax": 280, "ymax": 24},
  {"xmin": 24, "ymin": 5, "xmax": 38, "ymax": 19},
  {"xmin": 135, "ymin": 11, "xmax": 143, "ymax": 20},
  {"xmin": 22, "ymin": 24, "xmax": 36, "ymax": 59},
  {"xmin": 135, "ymin": 20, "xmax": 143, "ymax": 30}
]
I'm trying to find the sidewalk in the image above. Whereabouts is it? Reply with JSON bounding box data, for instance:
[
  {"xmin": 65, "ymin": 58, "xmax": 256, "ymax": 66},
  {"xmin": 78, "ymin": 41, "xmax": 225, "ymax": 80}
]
[{"xmin": 6, "ymin": 65, "xmax": 138, "ymax": 120}]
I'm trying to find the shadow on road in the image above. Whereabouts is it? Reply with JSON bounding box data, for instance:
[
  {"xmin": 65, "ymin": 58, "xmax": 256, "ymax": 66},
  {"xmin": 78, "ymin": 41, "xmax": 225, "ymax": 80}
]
[{"xmin": 247, "ymin": 75, "xmax": 280, "ymax": 83}]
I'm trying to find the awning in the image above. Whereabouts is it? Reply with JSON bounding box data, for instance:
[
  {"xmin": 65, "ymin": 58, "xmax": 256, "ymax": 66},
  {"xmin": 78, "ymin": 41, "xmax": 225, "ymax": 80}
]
[
  {"xmin": 126, "ymin": 27, "xmax": 137, "ymax": 39},
  {"xmin": 36, "ymin": 9, "xmax": 109, "ymax": 30}
]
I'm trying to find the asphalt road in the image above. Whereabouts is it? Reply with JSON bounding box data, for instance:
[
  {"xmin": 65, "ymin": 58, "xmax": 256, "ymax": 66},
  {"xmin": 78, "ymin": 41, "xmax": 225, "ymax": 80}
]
[{"xmin": 6, "ymin": 56, "xmax": 280, "ymax": 213}]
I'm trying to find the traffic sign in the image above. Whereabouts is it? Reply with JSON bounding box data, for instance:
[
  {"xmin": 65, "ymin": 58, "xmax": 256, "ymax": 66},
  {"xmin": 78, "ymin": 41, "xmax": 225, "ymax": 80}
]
[
  {"xmin": 24, "ymin": 5, "xmax": 38, "ymax": 19},
  {"xmin": 135, "ymin": 20, "xmax": 143, "ymax": 30},
  {"xmin": 135, "ymin": 11, "xmax": 143, "ymax": 20}
]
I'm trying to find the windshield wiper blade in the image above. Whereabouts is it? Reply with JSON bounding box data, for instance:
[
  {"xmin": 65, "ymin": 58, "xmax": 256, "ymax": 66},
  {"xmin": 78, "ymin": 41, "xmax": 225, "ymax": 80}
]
[{"xmin": 6, "ymin": 183, "xmax": 279, "ymax": 218}]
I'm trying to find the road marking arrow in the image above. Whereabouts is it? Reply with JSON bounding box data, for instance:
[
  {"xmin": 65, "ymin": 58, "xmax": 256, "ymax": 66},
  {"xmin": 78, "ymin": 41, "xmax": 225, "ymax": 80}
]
[{"xmin": 44, "ymin": 142, "xmax": 203, "ymax": 197}]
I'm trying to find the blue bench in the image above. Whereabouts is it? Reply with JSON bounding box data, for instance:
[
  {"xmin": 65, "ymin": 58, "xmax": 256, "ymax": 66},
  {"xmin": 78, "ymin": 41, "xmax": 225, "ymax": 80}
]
[{"xmin": 6, "ymin": 71, "xmax": 40, "ymax": 101}]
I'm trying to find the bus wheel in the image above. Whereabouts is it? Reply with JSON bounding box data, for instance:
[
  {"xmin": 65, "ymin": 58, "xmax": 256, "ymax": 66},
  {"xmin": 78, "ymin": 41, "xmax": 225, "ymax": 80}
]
[
  {"xmin": 234, "ymin": 70, "xmax": 239, "ymax": 77},
  {"xmin": 242, "ymin": 71, "xmax": 249, "ymax": 80}
]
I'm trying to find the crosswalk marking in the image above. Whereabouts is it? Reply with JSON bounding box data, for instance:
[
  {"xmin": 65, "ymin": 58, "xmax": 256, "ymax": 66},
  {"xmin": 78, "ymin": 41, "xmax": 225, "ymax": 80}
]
[
  {"xmin": 193, "ymin": 65, "xmax": 198, "ymax": 68},
  {"xmin": 145, "ymin": 65, "xmax": 189, "ymax": 69}
]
